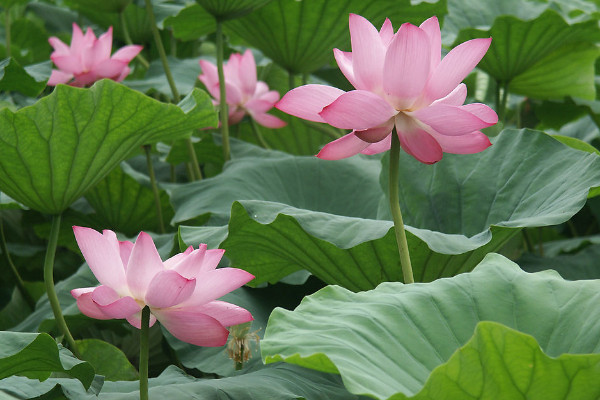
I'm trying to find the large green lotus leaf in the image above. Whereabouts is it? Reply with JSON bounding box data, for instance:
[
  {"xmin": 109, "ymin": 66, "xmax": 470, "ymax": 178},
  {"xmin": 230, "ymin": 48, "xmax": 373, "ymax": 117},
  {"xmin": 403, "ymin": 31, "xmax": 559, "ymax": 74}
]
[
  {"xmin": 76, "ymin": 339, "xmax": 138, "ymax": 382},
  {"xmin": 0, "ymin": 364, "xmax": 366, "ymax": 399},
  {"xmin": 0, "ymin": 332, "xmax": 95, "ymax": 389},
  {"xmin": 84, "ymin": 162, "xmax": 174, "ymax": 236},
  {"xmin": 453, "ymin": 9, "xmax": 600, "ymax": 99},
  {"xmin": 224, "ymin": 0, "xmax": 447, "ymax": 74},
  {"xmin": 63, "ymin": 0, "xmax": 131, "ymax": 13},
  {"xmin": 171, "ymin": 130, "xmax": 600, "ymax": 290},
  {"xmin": 164, "ymin": 4, "xmax": 216, "ymax": 40},
  {"xmin": 124, "ymin": 57, "xmax": 202, "ymax": 98},
  {"xmin": 196, "ymin": 0, "xmax": 274, "ymax": 20},
  {"xmin": 262, "ymin": 254, "xmax": 600, "ymax": 399},
  {"xmin": 0, "ymin": 58, "xmax": 47, "ymax": 97},
  {"xmin": 0, "ymin": 80, "xmax": 217, "ymax": 215}
]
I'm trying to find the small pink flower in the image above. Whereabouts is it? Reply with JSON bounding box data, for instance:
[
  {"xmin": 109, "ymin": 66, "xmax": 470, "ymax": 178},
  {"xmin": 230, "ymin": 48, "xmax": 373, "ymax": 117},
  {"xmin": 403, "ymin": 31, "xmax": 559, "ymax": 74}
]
[
  {"xmin": 199, "ymin": 50, "xmax": 286, "ymax": 129},
  {"xmin": 276, "ymin": 14, "xmax": 497, "ymax": 164},
  {"xmin": 70, "ymin": 227, "xmax": 254, "ymax": 347},
  {"xmin": 48, "ymin": 23, "xmax": 142, "ymax": 87}
]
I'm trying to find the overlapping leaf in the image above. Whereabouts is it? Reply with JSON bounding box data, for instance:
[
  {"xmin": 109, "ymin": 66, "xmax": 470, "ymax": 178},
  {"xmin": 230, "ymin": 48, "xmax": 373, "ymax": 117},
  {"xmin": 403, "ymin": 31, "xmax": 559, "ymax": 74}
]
[
  {"xmin": 0, "ymin": 80, "xmax": 217, "ymax": 214},
  {"xmin": 173, "ymin": 130, "xmax": 600, "ymax": 290},
  {"xmin": 262, "ymin": 254, "xmax": 600, "ymax": 399}
]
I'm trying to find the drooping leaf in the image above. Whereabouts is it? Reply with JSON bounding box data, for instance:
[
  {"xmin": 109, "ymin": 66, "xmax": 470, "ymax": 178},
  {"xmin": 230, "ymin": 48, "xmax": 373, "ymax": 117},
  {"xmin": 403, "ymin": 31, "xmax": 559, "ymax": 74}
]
[
  {"xmin": 124, "ymin": 57, "xmax": 202, "ymax": 98},
  {"xmin": 0, "ymin": 332, "xmax": 95, "ymax": 389},
  {"xmin": 171, "ymin": 130, "xmax": 600, "ymax": 290},
  {"xmin": 453, "ymin": 9, "xmax": 600, "ymax": 99},
  {"xmin": 0, "ymin": 80, "xmax": 217, "ymax": 215},
  {"xmin": 164, "ymin": 4, "xmax": 216, "ymax": 40},
  {"xmin": 518, "ymin": 244, "xmax": 600, "ymax": 280},
  {"xmin": 262, "ymin": 253, "xmax": 600, "ymax": 399},
  {"xmin": 225, "ymin": 0, "xmax": 447, "ymax": 74},
  {"xmin": 0, "ymin": 58, "xmax": 47, "ymax": 97},
  {"xmin": 196, "ymin": 0, "xmax": 274, "ymax": 20},
  {"xmin": 63, "ymin": 0, "xmax": 131, "ymax": 13}
]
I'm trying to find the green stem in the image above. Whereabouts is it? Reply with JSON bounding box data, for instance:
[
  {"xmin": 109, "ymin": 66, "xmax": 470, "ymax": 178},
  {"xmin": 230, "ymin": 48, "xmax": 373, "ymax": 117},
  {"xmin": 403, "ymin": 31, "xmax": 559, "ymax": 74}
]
[
  {"xmin": 388, "ymin": 130, "xmax": 414, "ymax": 284},
  {"xmin": 250, "ymin": 119, "xmax": 270, "ymax": 149},
  {"xmin": 216, "ymin": 19, "xmax": 231, "ymax": 161},
  {"xmin": 144, "ymin": 145, "xmax": 166, "ymax": 233},
  {"xmin": 119, "ymin": 11, "xmax": 149, "ymax": 69},
  {"xmin": 537, "ymin": 227, "xmax": 544, "ymax": 257},
  {"xmin": 499, "ymin": 81, "xmax": 509, "ymax": 125},
  {"xmin": 0, "ymin": 213, "xmax": 35, "ymax": 309},
  {"xmin": 144, "ymin": 0, "xmax": 179, "ymax": 102},
  {"xmin": 139, "ymin": 306, "xmax": 150, "ymax": 400},
  {"xmin": 44, "ymin": 214, "xmax": 81, "ymax": 358},
  {"xmin": 186, "ymin": 138, "xmax": 203, "ymax": 180},
  {"xmin": 522, "ymin": 229, "xmax": 534, "ymax": 253},
  {"xmin": 5, "ymin": 8, "xmax": 11, "ymax": 58},
  {"xmin": 235, "ymin": 343, "xmax": 244, "ymax": 371}
]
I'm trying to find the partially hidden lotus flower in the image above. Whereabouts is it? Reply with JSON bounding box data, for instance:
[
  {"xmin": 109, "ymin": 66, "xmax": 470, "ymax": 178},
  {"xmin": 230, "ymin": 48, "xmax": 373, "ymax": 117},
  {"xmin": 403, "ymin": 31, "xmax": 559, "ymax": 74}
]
[
  {"xmin": 199, "ymin": 49, "xmax": 286, "ymax": 128},
  {"xmin": 70, "ymin": 227, "xmax": 254, "ymax": 347},
  {"xmin": 276, "ymin": 14, "xmax": 498, "ymax": 164},
  {"xmin": 48, "ymin": 23, "xmax": 142, "ymax": 87}
]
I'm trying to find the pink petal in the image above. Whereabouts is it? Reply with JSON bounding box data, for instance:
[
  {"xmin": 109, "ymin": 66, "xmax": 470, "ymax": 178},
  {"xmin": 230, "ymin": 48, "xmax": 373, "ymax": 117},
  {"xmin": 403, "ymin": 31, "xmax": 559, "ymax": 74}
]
[
  {"xmin": 396, "ymin": 114, "xmax": 443, "ymax": 164},
  {"xmin": 71, "ymin": 71, "xmax": 98, "ymax": 87},
  {"xmin": 354, "ymin": 119, "xmax": 394, "ymax": 143},
  {"xmin": 276, "ymin": 84, "xmax": 345, "ymax": 123},
  {"xmin": 428, "ymin": 129, "xmax": 492, "ymax": 154},
  {"xmin": 245, "ymin": 98, "xmax": 275, "ymax": 114},
  {"xmin": 238, "ymin": 49, "xmax": 257, "ymax": 97},
  {"xmin": 153, "ymin": 308, "xmax": 230, "ymax": 346},
  {"xmin": 316, "ymin": 132, "xmax": 370, "ymax": 160},
  {"xmin": 118, "ymin": 240, "xmax": 134, "ymax": 271},
  {"xmin": 164, "ymin": 245, "xmax": 197, "ymax": 270},
  {"xmin": 91, "ymin": 286, "xmax": 141, "ymax": 319},
  {"xmin": 431, "ymin": 83, "xmax": 467, "ymax": 107},
  {"xmin": 91, "ymin": 27, "xmax": 112, "ymax": 65},
  {"xmin": 254, "ymin": 89, "xmax": 280, "ymax": 105},
  {"xmin": 424, "ymin": 38, "xmax": 492, "ymax": 103},
  {"xmin": 319, "ymin": 90, "xmax": 396, "ymax": 130},
  {"xmin": 70, "ymin": 23, "xmax": 85, "ymax": 53},
  {"xmin": 48, "ymin": 37, "xmax": 70, "ymax": 55},
  {"xmin": 111, "ymin": 45, "xmax": 142, "ymax": 63},
  {"xmin": 93, "ymin": 59, "xmax": 127, "ymax": 80},
  {"xmin": 419, "ymin": 16, "xmax": 441, "ymax": 73},
  {"xmin": 251, "ymin": 112, "xmax": 287, "ymax": 128},
  {"xmin": 383, "ymin": 23, "xmax": 431, "ymax": 110},
  {"xmin": 225, "ymin": 81, "xmax": 243, "ymax": 105},
  {"xmin": 333, "ymin": 49, "xmax": 358, "ymax": 88},
  {"xmin": 51, "ymin": 54, "xmax": 83, "ymax": 75},
  {"xmin": 116, "ymin": 66, "xmax": 131, "ymax": 82},
  {"xmin": 379, "ymin": 18, "xmax": 394, "ymax": 47},
  {"xmin": 199, "ymin": 60, "xmax": 220, "ymax": 99},
  {"xmin": 411, "ymin": 103, "xmax": 497, "ymax": 136},
  {"xmin": 224, "ymin": 53, "xmax": 242, "ymax": 88},
  {"xmin": 179, "ymin": 268, "xmax": 254, "ymax": 308},
  {"xmin": 145, "ymin": 270, "xmax": 196, "ymax": 309},
  {"xmin": 73, "ymin": 227, "xmax": 127, "ymax": 293},
  {"xmin": 47, "ymin": 70, "xmax": 73, "ymax": 86},
  {"xmin": 71, "ymin": 287, "xmax": 110, "ymax": 320},
  {"xmin": 254, "ymin": 81, "xmax": 269, "ymax": 96},
  {"xmin": 127, "ymin": 310, "xmax": 157, "ymax": 329},
  {"xmin": 228, "ymin": 109, "xmax": 246, "ymax": 125},
  {"xmin": 349, "ymin": 13, "xmax": 386, "ymax": 92},
  {"xmin": 193, "ymin": 300, "xmax": 254, "ymax": 327},
  {"xmin": 126, "ymin": 232, "xmax": 165, "ymax": 299},
  {"xmin": 361, "ymin": 134, "xmax": 392, "ymax": 155}
]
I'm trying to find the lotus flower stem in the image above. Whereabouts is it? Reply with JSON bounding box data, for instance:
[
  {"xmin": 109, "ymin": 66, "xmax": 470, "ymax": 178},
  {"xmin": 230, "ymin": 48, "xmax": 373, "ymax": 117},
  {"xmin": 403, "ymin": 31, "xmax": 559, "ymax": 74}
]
[
  {"xmin": 250, "ymin": 119, "xmax": 270, "ymax": 149},
  {"xmin": 44, "ymin": 214, "xmax": 81, "ymax": 358},
  {"xmin": 143, "ymin": 145, "xmax": 166, "ymax": 233},
  {"xmin": 389, "ymin": 130, "xmax": 414, "ymax": 284},
  {"xmin": 186, "ymin": 139, "xmax": 203, "ymax": 180},
  {"xmin": 144, "ymin": 0, "xmax": 202, "ymax": 180},
  {"xmin": 0, "ymin": 213, "xmax": 35, "ymax": 309},
  {"xmin": 216, "ymin": 20, "xmax": 231, "ymax": 161},
  {"xmin": 139, "ymin": 306, "xmax": 150, "ymax": 400},
  {"xmin": 119, "ymin": 11, "xmax": 149, "ymax": 69}
]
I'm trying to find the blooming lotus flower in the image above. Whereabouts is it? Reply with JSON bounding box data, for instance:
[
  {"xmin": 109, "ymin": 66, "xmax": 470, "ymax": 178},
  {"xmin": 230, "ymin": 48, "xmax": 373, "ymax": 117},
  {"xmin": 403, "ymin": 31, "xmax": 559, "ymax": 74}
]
[
  {"xmin": 70, "ymin": 227, "xmax": 254, "ymax": 347},
  {"xmin": 276, "ymin": 14, "xmax": 497, "ymax": 164},
  {"xmin": 199, "ymin": 50, "xmax": 286, "ymax": 129},
  {"xmin": 48, "ymin": 23, "xmax": 142, "ymax": 87}
]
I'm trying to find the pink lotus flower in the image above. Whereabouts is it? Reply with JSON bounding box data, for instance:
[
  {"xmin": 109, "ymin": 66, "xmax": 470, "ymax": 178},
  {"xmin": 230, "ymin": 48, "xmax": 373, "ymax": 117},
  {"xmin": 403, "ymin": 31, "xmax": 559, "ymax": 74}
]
[
  {"xmin": 199, "ymin": 50, "xmax": 286, "ymax": 129},
  {"xmin": 70, "ymin": 227, "xmax": 254, "ymax": 347},
  {"xmin": 48, "ymin": 23, "xmax": 142, "ymax": 87},
  {"xmin": 276, "ymin": 15, "xmax": 497, "ymax": 164}
]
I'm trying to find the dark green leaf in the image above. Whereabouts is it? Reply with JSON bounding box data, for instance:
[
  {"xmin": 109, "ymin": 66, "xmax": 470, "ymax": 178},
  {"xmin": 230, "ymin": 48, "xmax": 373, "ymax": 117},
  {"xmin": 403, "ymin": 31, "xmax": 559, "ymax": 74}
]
[
  {"xmin": 0, "ymin": 58, "xmax": 47, "ymax": 97},
  {"xmin": 76, "ymin": 339, "xmax": 138, "ymax": 381}
]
